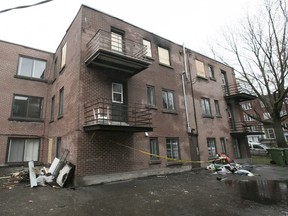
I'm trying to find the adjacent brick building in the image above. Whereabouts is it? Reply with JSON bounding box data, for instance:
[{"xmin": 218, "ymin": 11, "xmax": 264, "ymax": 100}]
[{"xmin": 0, "ymin": 5, "xmax": 260, "ymax": 184}]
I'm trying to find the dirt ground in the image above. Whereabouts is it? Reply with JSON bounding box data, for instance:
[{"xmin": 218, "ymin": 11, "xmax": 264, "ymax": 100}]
[{"xmin": 0, "ymin": 164, "xmax": 288, "ymax": 216}]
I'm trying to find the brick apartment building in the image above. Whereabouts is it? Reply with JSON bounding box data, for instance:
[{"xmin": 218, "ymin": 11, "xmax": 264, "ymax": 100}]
[{"xmin": 0, "ymin": 5, "xmax": 259, "ymax": 184}]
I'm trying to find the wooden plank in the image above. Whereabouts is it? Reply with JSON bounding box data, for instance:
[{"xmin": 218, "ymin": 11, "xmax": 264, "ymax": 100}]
[{"xmin": 28, "ymin": 161, "xmax": 37, "ymax": 188}]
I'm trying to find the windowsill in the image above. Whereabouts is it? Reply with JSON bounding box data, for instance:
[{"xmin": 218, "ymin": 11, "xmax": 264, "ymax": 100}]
[
  {"xmin": 167, "ymin": 161, "xmax": 183, "ymax": 166},
  {"xmin": 57, "ymin": 115, "xmax": 63, "ymax": 120},
  {"xmin": 159, "ymin": 63, "xmax": 173, "ymax": 69},
  {"xmin": 216, "ymin": 115, "xmax": 222, "ymax": 118},
  {"xmin": 162, "ymin": 109, "xmax": 177, "ymax": 115},
  {"xmin": 144, "ymin": 56, "xmax": 154, "ymax": 61},
  {"xmin": 49, "ymin": 119, "xmax": 54, "ymax": 123},
  {"xmin": 59, "ymin": 65, "xmax": 66, "ymax": 74},
  {"xmin": 14, "ymin": 75, "xmax": 48, "ymax": 83},
  {"xmin": 52, "ymin": 77, "xmax": 56, "ymax": 84},
  {"xmin": 149, "ymin": 160, "xmax": 161, "ymax": 165},
  {"xmin": 202, "ymin": 114, "xmax": 214, "ymax": 119},
  {"xmin": 209, "ymin": 77, "xmax": 216, "ymax": 81},
  {"xmin": 6, "ymin": 161, "xmax": 41, "ymax": 166},
  {"xmin": 196, "ymin": 75, "xmax": 208, "ymax": 80},
  {"xmin": 146, "ymin": 105, "xmax": 158, "ymax": 110},
  {"xmin": 8, "ymin": 117, "xmax": 44, "ymax": 122}
]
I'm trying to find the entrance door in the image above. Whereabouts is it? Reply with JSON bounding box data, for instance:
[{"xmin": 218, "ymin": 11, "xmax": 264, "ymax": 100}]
[
  {"xmin": 189, "ymin": 135, "xmax": 201, "ymax": 168},
  {"xmin": 111, "ymin": 82, "xmax": 127, "ymax": 123}
]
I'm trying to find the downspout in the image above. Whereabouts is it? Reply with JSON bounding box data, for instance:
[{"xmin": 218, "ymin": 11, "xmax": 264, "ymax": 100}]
[{"xmin": 182, "ymin": 44, "xmax": 191, "ymax": 133}]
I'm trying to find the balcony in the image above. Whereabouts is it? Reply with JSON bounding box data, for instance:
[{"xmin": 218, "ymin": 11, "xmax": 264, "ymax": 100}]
[
  {"xmin": 229, "ymin": 121, "xmax": 264, "ymax": 136},
  {"xmin": 83, "ymin": 98, "xmax": 153, "ymax": 132},
  {"xmin": 223, "ymin": 84, "xmax": 256, "ymax": 102},
  {"xmin": 85, "ymin": 30, "xmax": 151, "ymax": 76}
]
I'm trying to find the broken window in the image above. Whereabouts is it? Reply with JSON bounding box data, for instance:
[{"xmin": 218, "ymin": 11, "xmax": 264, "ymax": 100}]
[{"xmin": 158, "ymin": 47, "xmax": 170, "ymax": 66}]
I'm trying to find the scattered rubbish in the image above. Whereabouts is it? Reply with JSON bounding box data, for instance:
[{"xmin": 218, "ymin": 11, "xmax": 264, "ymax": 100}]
[{"xmin": 206, "ymin": 153, "xmax": 257, "ymax": 178}]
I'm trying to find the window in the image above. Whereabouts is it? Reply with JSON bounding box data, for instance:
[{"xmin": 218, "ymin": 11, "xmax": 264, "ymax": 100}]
[
  {"xmin": 166, "ymin": 138, "xmax": 180, "ymax": 159},
  {"xmin": 17, "ymin": 56, "xmax": 46, "ymax": 79},
  {"xmin": 50, "ymin": 96, "xmax": 55, "ymax": 121},
  {"xmin": 150, "ymin": 138, "xmax": 159, "ymax": 160},
  {"xmin": 220, "ymin": 138, "xmax": 227, "ymax": 153},
  {"xmin": 244, "ymin": 114, "xmax": 253, "ymax": 121},
  {"xmin": 147, "ymin": 85, "xmax": 156, "ymax": 106},
  {"xmin": 214, "ymin": 100, "xmax": 221, "ymax": 117},
  {"xmin": 207, "ymin": 138, "xmax": 217, "ymax": 158},
  {"xmin": 241, "ymin": 102, "xmax": 252, "ymax": 110},
  {"xmin": 143, "ymin": 39, "xmax": 152, "ymax": 58},
  {"xmin": 162, "ymin": 89, "xmax": 175, "ymax": 111},
  {"xmin": 12, "ymin": 95, "xmax": 42, "ymax": 119},
  {"xmin": 60, "ymin": 42, "xmax": 67, "ymax": 69},
  {"xmin": 201, "ymin": 98, "xmax": 212, "ymax": 116},
  {"xmin": 111, "ymin": 31, "xmax": 123, "ymax": 52},
  {"xmin": 158, "ymin": 47, "xmax": 170, "ymax": 65},
  {"xmin": 195, "ymin": 60, "xmax": 205, "ymax": 78},
  {"xmin": 260, "ymin": 101, "xmax": 265, "ymax": 108},
  {"xmin": 263, "ymin": 112, "xmax": 271, "ymax": 120},
  {"xmin": 208, "ymin": 64, "xmax": 215, "ymax": 79},
  {"xmin": 112, "ymin": 83, "xmax": 123, "ymax": 103},
  {"xmin": 265, "ymin": 128, "xmax": 275, "ymax": 139},
  {"xmin": 56, "ymin": 137, "xmax": 62, "ymax": 158},
  {"xmin": 233, "ymin": 138, "xmax": 241, "ymax": 158},
  {"xmin": 58, "ymin": 88, "xmax": 64, "ymax": 117},
  {"xmin": 7, "ymin": 138, "xmax": 39, "ymax": 162}
]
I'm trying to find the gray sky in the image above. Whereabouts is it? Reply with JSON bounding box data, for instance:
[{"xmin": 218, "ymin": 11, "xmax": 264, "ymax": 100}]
[{"xmin": 0, "ymin": 0, "xmax": 262, "ymax": 55}]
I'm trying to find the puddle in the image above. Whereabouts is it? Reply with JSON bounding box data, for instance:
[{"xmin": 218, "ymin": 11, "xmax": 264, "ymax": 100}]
[{"xmin": 224, "ymin": 179, "xmax": 288, "ymax": 204}]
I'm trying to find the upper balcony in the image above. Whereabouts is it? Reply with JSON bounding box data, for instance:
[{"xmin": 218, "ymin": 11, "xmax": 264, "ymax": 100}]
[
  {"xmin": 229, "ymin": 121, "xmax": 264, "ymax": 136},
  {"xmin": 85, "ymin": 30, "xmax": 151, "ymax": 76},
  {"xmin": 223, "ymin": 84, "xmax": 256, "ymax": 102},
  {"xmin": 83, "ymin": 98, "xmax": 153, "ymax": 133}
]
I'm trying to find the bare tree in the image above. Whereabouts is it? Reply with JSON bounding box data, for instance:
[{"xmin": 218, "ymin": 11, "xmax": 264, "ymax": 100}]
[{"xmin": 216, "ymin": 0, "xmax": 288, "ymax": 147}]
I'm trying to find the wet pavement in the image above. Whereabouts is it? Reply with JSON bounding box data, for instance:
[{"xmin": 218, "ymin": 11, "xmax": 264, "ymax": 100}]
[{"xmin": 0, "ymin": 164, "xmax": 288, "ymax": 216}]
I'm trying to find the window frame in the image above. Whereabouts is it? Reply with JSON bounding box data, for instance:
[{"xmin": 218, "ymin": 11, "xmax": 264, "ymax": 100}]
[
  {"xmin": 201, "ymin": 97, "xmax": 212, "ymax": 117},
  {"xmin": 220, "ymin": 137, "xmax": 227, "ymax": 154},
  {"xmin": 112, "ymin": 82, "xmax": 123, "ymax": 104},
  {"xmin": 7, "ymin": 138, "xmax": 40, "ymax": 163},
  {"xmin": 58, "ymin": 87, "xmax": 64, "ymax": 118},
  {"xmin": 11, "ymin": 94, "xmax": 43, "ymax": 121},
  {"xmin": 214, "ymin": 100, "xmax": 221, "ymax": 117},
  {"xmin": 149, "ymin": 137, "xmax": 159, "ymax": 161},
  {"xmin": 166, "ymin": 138, "xmax": 180, "ymax": 160},
  {"xmin": 147, "ymin": 85, "xmax": 156, "ymax": 107},
  {"xmin": 207, "ymin": 138, "xmax": 217, "ymax": 158},
  {"xmin": 56, "ymin": 137, "xmax": 62, "ymax": 158},
  {"xmin": 158, "ymin": 47, "xmax": 170, "ymax": 66},
  {"xmin": 111, "ymin": 31, "xmax": 123, "ymax": 52},
  {"xmin": 50, "ymin": 96, "xmax": 55, "ymax": 122},
  {"xmin": 17, "ymin": 56, "xmax": 46, "ymax": 80},
  {"xmin": 207, "ymin": 64, "xmax": 215, "ymax": 79},
  {"xmin": 143, "ymin": 39, "xmax": 152, "ymax": 58},
  {"xmin": 162, "ymin": 89, "xmax": 175, "ymax": 112}
]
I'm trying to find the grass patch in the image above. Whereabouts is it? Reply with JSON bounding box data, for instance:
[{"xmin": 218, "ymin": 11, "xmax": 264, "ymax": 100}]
[{"xmin": 251, "ymin": 155, "xmax": 272, "ymax": 165}]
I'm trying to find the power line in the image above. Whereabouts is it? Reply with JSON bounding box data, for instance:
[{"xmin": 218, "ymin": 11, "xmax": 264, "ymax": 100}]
[{"xmin": 0, "ymin": 0, "xmax": 54, "ymax": 14}]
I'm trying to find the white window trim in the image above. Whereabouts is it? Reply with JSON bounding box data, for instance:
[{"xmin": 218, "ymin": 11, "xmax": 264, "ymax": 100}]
[{"xmin": 112, "ymin": 82, "xmax": 123, "ymax": 103}]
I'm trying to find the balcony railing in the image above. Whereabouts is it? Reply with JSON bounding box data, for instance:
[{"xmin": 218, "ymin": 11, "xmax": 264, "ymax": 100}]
[
  {"xmin": 223, "ymin": 84, "xmax": 256, "ymax": 102},
  {"xmin": 83, "ymin": 98, "xmax": 153, "ymax": 132},
  {"xmin": 85, "ymin": 30, "xmax": 151, "ymax": 75},
  {"xmin": 229, "ymin": 121, "xmax": 264, "ymax": 135}
]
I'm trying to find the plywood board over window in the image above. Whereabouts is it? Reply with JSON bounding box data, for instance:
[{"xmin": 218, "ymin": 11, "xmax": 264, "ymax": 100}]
[{"xmin": 195, "ymin": 60, "xmax": 206, "ymax": 78}]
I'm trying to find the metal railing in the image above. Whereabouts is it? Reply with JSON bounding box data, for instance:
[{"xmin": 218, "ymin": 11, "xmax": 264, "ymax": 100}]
[
  {"xmin": 84, "ymin": 98, "xmax": 152, "ymax": 128},
  {"xmin": 223, "ymin": 83, "xmax": 254, "ymax": 97},
  {"xmin": 229, "ymin": 120, "xmax": 263, "ymax": 133},
  {"xmin": 86, "ymin": 30, "xmax": 148, "ymax": 63}
]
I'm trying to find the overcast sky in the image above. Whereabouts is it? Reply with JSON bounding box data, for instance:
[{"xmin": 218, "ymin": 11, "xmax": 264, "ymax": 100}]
[{"xmin": 0, "ymin": 0, "xmax": 262, "ymax": 55}]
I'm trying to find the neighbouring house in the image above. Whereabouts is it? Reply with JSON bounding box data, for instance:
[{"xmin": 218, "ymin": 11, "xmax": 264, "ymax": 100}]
[{"xmin": 0, "ymin": 5, "xmax": 259, "ymax": 185}]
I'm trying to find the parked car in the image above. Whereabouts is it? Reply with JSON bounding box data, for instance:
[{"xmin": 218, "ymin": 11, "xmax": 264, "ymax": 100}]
[{"xmin": 248, "ymin": 141, "xmax": 269, "ymax": 156}]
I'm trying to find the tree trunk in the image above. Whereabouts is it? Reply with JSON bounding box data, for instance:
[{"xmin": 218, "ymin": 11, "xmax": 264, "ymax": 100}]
[{"xmin": 273, "ymin": 119, "xmax": 288, "ymax": 148}]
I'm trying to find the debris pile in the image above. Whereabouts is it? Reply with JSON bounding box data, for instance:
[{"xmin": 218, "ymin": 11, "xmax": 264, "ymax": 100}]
[
  {"xmin": 206, "ymin": 153, "xmax": 255, "ymax": 177},
  {"xmin": 0, "ymin": 149, "xmax": 75, "ymax": 189}
]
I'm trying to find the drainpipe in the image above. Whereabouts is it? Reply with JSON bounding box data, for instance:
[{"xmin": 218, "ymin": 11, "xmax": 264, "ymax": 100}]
[{"xmin": 182, "ymin": 44, "xmax": 191, "ymax": 133}]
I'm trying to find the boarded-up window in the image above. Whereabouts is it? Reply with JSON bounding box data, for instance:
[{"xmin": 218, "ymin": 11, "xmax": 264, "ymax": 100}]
[
  {"xmin": 61, "ymin": 42, "xmax": 67, "ymax": 69},
  {"xmin": 158, "ymin": 47, "xmax": 170, "ymax": 66},
  {"xmin": 143, "ymin": 39, "xmax": 152, "ymax": 57},
  {"xmin": 195, "ymin": 60, "xmax": 205, "ymax": 78}
]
